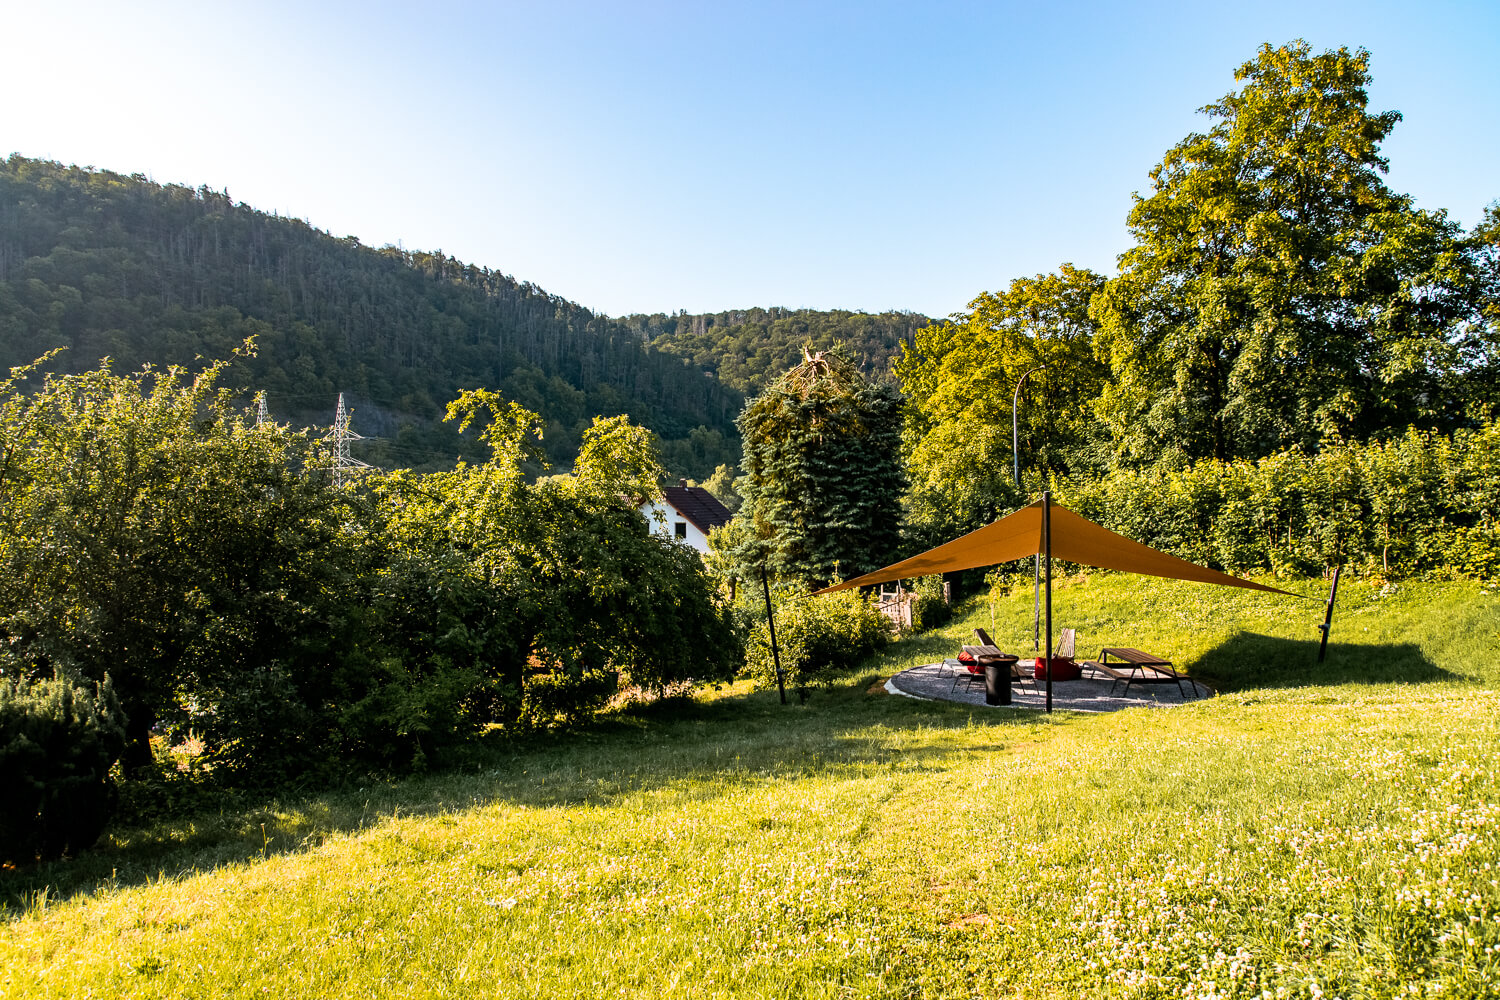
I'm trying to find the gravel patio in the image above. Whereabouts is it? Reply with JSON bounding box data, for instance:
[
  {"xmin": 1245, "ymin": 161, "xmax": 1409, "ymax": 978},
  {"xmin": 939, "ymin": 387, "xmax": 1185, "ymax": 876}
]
[{"xmin": 886, "ymin": 659, "xmax": 1213, "ymax": 711}]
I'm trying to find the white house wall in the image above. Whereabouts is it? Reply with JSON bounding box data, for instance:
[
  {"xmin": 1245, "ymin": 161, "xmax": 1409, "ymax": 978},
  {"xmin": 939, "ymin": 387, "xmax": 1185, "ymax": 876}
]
[{"xmin": 639, "ymin": 500, "xmax": 713, "ymax": 555}]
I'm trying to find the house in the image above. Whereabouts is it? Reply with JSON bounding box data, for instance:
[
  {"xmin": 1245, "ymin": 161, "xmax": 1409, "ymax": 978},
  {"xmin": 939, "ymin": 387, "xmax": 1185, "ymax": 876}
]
[{"xmin": 640, "ymin": 480, "xmax": 733, "ymax": 555}]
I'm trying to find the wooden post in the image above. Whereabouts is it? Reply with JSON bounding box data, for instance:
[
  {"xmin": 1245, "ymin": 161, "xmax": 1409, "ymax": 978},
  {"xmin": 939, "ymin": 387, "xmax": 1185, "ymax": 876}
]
[
  {"xmin": 1317, "ymin": 565, "xmax": 1342, "ymax": 664},
  {"xmin": 1043, "ymin": 491, "xmax": 1053, "ymax": 714},
  {"xmin": 761, "ymin": 566, "xmax": 787, "ymax": 705}
]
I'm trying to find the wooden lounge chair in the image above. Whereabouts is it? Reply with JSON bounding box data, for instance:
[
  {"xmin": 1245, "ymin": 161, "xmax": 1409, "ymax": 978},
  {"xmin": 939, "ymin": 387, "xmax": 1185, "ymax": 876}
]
[{"xmin": 971, "ymin": 629, "xmax": 1032, "ymax": 688}]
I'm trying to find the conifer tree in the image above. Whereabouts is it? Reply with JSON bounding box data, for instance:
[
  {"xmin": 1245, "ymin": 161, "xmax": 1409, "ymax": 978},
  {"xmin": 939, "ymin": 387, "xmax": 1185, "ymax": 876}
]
[{"xmin": 733, "ymin": 347, "xmax": 905, "ymax": 589}]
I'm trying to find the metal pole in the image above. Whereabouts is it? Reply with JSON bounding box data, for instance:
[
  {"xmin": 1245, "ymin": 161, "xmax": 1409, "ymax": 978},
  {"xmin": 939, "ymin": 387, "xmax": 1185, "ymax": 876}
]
[
  {"xmin": 1317, "ymin": 565, "xmax": 1342, "ymax": 664},
  {"xmin": 1014, "ymin": 365, "xmax": 1047, "ymax": 652},
  {"xmin": 1043, "ymin": 490, "xmax": 1053, "ymax": 713},
  {"xmin": 761, "ymin": 566, "xmax": 787, "ymax": 705},
  {"xmin": 1012, "ymin": 365, "xmax": 1048, "ymax": 488},
  {"xmin": 1033, "ymin": 554, "xmax": 1041, "ymax": 652}
]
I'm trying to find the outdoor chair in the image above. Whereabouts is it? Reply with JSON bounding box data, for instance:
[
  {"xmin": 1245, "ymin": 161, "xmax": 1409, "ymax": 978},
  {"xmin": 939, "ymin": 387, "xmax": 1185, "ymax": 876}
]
[
  {"xmin": 1034, "ymin": 626, "xmax": 1082, "ymax": 682},
  {"xmin": 949, "ymin": 647, "xmax": 987, "ymax": 694},
  {"xmin": 970, "ymin": 628, "xmax": 1032, "ymax": 689}
]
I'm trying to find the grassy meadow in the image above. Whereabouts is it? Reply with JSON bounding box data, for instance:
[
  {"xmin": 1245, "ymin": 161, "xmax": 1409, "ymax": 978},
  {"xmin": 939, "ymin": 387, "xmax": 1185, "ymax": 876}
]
[{"xmin": 3, "ymin": 572, "xmax": 1498, "ymax": 998}]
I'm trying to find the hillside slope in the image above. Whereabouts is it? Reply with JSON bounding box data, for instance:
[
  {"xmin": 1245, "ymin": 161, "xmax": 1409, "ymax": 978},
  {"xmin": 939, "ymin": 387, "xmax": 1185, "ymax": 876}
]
[
  {"xmin": 623, "ymin": 306, "xmax": 932, "ymax": 395},
  {"xmin": 0, "ymin": 156, "xmax": 743, "ymax": 474}
]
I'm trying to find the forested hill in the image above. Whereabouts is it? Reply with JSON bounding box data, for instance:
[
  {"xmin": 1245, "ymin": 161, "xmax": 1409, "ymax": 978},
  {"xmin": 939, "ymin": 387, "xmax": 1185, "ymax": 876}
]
[
  {"xmin": 0, "ymin": 156, "xmax": 744, "ymax": 476},
  {"xmin": 621, "ymin": 307, "xmax": 933, "ymax": 395}
]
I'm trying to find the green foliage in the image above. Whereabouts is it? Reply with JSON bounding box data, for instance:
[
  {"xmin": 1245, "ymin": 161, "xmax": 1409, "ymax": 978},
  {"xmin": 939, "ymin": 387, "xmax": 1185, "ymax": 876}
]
[
  {"xmin": 624, "ymin": 306, "xmax": 932, "ymax": 395},
  {"xmin": 743, "ymin": 590, "xmax": 890, "ymax": 691},
  {"xmin": 699, "ymin": 462, "xmax": 742, "ymax": 513},
  {"xmin": 906, "ymin": 575, "xmax": 953, "ymax": 632},
  {"xmin": 1469, "ymin": 203, "xmax": 1500, "ymax": 416},
  {"xmin": 734, "ymin": 347, "xmax": 906, "ymax": 589},
  {"xmin": 0, "ymin": 674, "xmax": 125, "ymax": 864},
  {"xmin": 0, "ymin": 353, "xmax": 360, "ymax": 775},
  {"xmin": 0, "ymin": 348, "xmax": 743, "ymax": 809},
  {"xmin": 1091, "ymin": 42, "xmax": 1490, "ymax": 466},
  {"xmin": 897, "ymin": 264, "xmax": 1107, "ymax": 539},
  {"xmin": 1050, "ymin": 420, "xmax": 1500, "ymax": 580},
  {"xmin": 573, "ymin": 414, "xmax": 665, "ymax": 501},
  {"xmin": 373, "ymin": 402, "xmax": 740, "ymax": 728},
  {"xmin": 0, "ymin": 155, "xmax": 743, "ymax": 480}
]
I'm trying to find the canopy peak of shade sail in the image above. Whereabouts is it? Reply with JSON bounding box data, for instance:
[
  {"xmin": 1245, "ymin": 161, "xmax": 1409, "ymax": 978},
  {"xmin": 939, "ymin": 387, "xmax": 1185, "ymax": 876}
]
[{"xmin": 814, "ymin": 500, "xmax": 1306, "ymax": 599}]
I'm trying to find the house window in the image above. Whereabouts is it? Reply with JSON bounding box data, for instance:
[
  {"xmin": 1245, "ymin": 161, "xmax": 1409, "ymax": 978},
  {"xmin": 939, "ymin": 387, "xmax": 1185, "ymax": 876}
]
[{"xmin": 674, "ymin": 522, "xmax": 688, "ymax": 539}]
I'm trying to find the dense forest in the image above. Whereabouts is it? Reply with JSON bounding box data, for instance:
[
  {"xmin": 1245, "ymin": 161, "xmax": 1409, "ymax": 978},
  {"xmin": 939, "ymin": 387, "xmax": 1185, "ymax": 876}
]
[
  {"xmin": 621, "ymin": 307, "xmax": 931, "ymax": 394},
  {"xmin": 0, "ymin": 156, "xmax": 747, "ymax": 477}
]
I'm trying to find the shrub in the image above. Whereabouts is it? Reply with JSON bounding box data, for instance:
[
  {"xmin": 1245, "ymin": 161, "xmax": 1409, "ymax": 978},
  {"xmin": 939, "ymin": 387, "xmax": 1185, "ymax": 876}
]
[
  {"xmin": 1051, "ymin": 420, "xmax": 1500, "ymax": 581},
  {"xmin": 908, "ymin": 575, "xmax": 953, "ymax": 632},
  {"xmin": 0, "ymin": 674, "xmax": 126, "ymax": 864},
  {"xmin": 745, "ymin": 590, "xmax": 890, "ymax": 691}
]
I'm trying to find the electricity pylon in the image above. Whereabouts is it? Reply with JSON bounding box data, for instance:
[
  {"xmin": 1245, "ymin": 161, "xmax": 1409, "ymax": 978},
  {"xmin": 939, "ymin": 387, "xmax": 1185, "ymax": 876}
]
[{"xmin": 326, "ymin": 392, "xmax": 372, "ymax": 487}]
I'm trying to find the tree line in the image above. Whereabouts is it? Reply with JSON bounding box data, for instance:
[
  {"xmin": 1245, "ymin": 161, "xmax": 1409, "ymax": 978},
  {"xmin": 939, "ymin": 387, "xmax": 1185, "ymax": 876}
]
[
  {"xmin": 0, "ymin": 355, "xmax": 738, "ymax": 863},
  {"xmin": 0, "ymin": 157, "xmax": 743, "ymax": 478},
  {"xmin": 621, "ymin": 306, "xmax": 931, "ymax": 395},
  {"xmin": 899, "ymin": 42, "xmax": 1498, "ymax": 543}
]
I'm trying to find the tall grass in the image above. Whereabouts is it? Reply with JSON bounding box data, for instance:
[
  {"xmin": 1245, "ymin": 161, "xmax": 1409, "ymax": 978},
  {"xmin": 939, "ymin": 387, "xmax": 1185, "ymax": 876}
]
[{"xmin": 2, "ymin": 575, "xmax": 1497, "ymax": 998}]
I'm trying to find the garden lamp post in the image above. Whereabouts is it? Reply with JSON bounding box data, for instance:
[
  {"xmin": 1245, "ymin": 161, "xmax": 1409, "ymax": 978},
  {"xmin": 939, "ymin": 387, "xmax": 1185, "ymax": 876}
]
[{"xmin": 1013, "ymin": 365, "xmax": 1047, "ymax": 651}]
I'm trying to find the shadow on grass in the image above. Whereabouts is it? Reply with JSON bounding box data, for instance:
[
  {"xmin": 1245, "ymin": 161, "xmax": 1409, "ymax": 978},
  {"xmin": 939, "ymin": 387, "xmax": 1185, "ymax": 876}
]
[
  {"xmin": 1193, "ymin": 631, "xmax": 1454, "ymax": 693},
  {"xmin": 0, "ymin": 670, "xmax": 1038, "ymax": 913}
]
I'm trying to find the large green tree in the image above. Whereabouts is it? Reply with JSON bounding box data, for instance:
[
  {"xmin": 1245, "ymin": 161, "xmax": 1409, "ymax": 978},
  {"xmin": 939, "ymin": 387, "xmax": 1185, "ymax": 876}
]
[
  {"xmin": 0, "ymin": 354, "xmax": 361, "ymax": 774},
  {"xmin": 896, "ymin": 265, "xmax": 1108, "ymax": 538},
  {"xmin": 734, "ymin": 348, "xmax": 905, "ymax": 589},
  {"xmin": 1468, "ymin": 203, "xmax": 1500, "ymax": 416},
  {"xmin": 1092, "ymin": 42, "xmax": 1486, "ymax": 466}
]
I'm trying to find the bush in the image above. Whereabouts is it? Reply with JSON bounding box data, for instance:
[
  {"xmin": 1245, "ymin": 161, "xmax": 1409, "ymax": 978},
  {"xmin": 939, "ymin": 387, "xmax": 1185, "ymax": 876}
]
[
  {"xmin": 0, "ymin": 674, "xmax": 126, "ymax": 864},
  {"xmin": 1053, "ymin": 420, "xmax": 1500, "ymax": 581},
  {"xmin": 908, "ymin": 576, "xmax": 953, "ymax": 632},
  {"xmin": 745, "ymin": 590, "xmax": 890, "ymax": 691}
]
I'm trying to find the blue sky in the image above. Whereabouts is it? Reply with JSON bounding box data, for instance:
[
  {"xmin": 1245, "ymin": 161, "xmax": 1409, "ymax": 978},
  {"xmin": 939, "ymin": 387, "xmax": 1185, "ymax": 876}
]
[{"xmin": 4, "ymin": 1, "xmax": 1496, "ymax": 319}]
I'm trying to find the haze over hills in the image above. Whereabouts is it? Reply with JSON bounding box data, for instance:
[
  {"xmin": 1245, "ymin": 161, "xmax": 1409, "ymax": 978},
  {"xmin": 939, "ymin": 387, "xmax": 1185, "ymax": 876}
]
[{"xmin": 0, "ymin": 156, "xmax": 931, "ymax": 477}]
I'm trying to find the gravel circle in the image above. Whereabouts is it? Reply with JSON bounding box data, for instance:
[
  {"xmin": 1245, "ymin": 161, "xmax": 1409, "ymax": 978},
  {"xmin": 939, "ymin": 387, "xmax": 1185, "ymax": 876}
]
[{"xmin": 885, "ymin": 660, "xmax": 1213, "ymax": 712}]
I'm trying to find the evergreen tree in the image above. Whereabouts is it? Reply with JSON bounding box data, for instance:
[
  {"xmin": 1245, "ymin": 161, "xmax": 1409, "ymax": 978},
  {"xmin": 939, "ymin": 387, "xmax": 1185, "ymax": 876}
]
[{"xmin": 734, "ymin": 347, "xmax": 905, "ymax": 590}]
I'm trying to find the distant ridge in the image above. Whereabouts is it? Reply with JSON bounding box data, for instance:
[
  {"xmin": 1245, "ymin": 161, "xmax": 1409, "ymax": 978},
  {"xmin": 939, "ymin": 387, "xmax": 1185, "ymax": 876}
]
[
  {"xmin": 620, "ymin": 307, "xmax": 933, "ymax": 395},
  {"xmin": 0, "ymin": 156, "xmax": 744, "ymax": 476}
]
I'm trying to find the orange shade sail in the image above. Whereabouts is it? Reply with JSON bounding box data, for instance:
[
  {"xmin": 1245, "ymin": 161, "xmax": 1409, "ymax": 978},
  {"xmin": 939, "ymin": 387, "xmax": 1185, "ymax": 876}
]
[{"xmin": 815, "ymin": 501, "xmax": 1303, "ymax": 598}]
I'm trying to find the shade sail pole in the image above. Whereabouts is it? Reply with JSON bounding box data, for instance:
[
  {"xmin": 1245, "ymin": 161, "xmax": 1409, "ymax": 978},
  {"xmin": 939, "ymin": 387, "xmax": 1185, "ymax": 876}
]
[
  {"xmin": 761, "ymin": 566, "xmax": 787, "ymax": 705},
  {"xmin": 1317, "ymin": 565, "xmax": 1342, "ymax": 664},
  {"xmin": 1033, "ymin": 557, "xmax": 1041, "ymax": 652},
  {"xmin": 1013, "ymin": 365, "xmax": 1047, "ymax": 653},
  {"xmin": 1043, "ymin": 490, "xmax": 1053, "ymax": 714}
]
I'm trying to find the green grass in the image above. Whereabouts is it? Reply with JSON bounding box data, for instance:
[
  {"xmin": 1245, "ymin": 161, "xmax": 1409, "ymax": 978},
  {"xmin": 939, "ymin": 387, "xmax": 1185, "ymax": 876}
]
[{"xmin": 3, "ymin": 574, "xmax": 1499, "ymax": 998}]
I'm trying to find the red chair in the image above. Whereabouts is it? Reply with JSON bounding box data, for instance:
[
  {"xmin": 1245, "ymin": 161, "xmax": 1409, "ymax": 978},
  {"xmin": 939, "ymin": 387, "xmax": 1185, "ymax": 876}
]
[
  {"xmin": 1035, "ymin": 627, "xmax": 1083, "ymax": 682},
  {"xmin": 950, "ymin": 648, "xmax": 986, "ymax": 694}
]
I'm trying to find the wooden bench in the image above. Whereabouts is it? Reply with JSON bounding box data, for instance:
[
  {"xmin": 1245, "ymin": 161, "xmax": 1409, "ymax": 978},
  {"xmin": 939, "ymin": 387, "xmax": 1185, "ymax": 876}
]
[{"xmin": 1080, "ymin": 647, "xmax": 1195, "ymax": 699}]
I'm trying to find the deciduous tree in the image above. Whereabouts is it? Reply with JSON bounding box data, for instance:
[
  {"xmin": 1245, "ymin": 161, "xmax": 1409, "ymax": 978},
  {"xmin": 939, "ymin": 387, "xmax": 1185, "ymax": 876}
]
[
  {"xmin": 896, "ymin": 265, "xmax": 1107, "ymax": 538},
  {"xmin": 1093, "ymin": 42, "xmax": 1485, "ymax": 466}
]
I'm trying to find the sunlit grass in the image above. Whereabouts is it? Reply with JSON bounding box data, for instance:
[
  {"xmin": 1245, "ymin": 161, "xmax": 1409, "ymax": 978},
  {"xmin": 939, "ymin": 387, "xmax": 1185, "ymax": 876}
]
[{"xmin": 3, "ymin": 576, "xmax": 1498, "ymax": 998}]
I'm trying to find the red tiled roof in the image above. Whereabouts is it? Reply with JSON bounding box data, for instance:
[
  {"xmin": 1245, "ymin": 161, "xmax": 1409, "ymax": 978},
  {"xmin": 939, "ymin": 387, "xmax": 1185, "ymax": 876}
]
[{"xmin": 662, "ymin": 485, "xmax": 733, "ymax": 535}]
